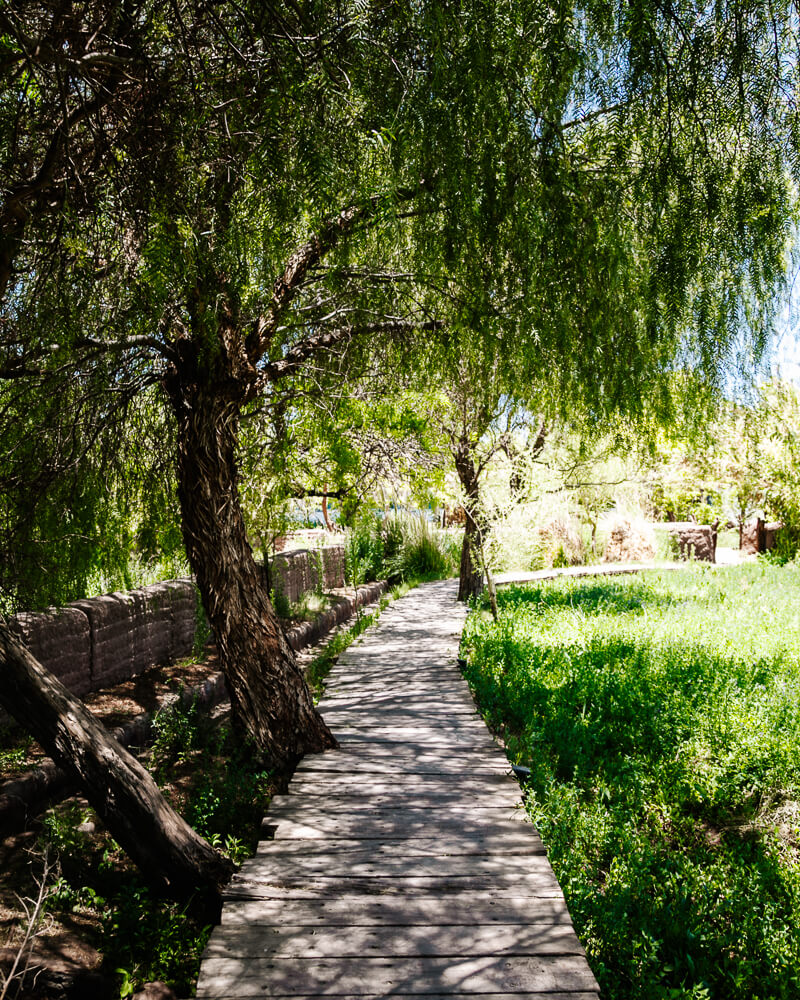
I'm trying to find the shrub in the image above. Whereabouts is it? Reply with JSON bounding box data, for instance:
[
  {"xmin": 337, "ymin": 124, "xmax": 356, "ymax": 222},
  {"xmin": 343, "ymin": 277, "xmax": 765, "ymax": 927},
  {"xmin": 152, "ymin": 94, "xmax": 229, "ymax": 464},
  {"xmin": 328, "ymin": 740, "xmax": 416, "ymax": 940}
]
[{"xmin": 344, "ymin": 513, "xmax": 458, "ymax": 584}]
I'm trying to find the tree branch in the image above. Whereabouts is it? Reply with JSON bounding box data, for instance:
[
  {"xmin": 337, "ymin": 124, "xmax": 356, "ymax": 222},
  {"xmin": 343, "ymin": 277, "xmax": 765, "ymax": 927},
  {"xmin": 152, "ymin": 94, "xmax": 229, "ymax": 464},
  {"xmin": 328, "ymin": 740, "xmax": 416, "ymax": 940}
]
[
  {"xmin": 259, "ymin": 318, "xmax": 443, "ymax": 384},
  {"xmin": 246, "ymin": 180, "xmax": 435, "ymax": 362}
]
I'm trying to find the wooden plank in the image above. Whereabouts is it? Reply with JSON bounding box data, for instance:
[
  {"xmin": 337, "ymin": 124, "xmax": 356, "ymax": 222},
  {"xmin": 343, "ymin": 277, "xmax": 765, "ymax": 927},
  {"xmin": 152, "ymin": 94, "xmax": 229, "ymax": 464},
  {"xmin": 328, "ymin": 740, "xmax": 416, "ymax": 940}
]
[
  {"xmin": 197, "ymin": 993, "xmax": 598, "ymax": 1000},
  {"xmin": 320, "ymin": 711, "xmax": 484, "ymax": 725},
  {"xmin": 269, "ymin": 791, "xmax": 522, "ymax": 810},
  {"xmin": 293, "ymin": 756, "xmax": 509, "ymax": 776},
  {"xmin": 296, "ymin": 746, "xmax": 506, "ymax": 765},
  {"xmin": 255, "ymin": 836, "xmax": 546, "ymax": 857},
  {"xmin": 264, "ymin": 815, "xmax": 537, "ymax": 840},
  {"xmin": 332, "ymin": 732, "xmax": 499, "ymax": 748},
  {"xmin": 238, "ymin": 854, "xmax": 553, "ymax": 879},
  {"xmin": 220, "ymin": 895, "xmax": 574, "ymax": 928},
  {"xmin": 195, "ymin": 954, "xmax": 600, "ymax": 997},
  {"xmin": 224, "ymin": 873, "xmax": 563, "ymax": 899},
  {"xmin": 287, "ymin": 779, "xmax": 521, "ymax": 797},
  {"xmin": 289, "ymin": 774, "xmax": 522, "ymax": 805},
  {"xmin": 203, "ymin": 922, "xmax": 587, "ymax": 959}
]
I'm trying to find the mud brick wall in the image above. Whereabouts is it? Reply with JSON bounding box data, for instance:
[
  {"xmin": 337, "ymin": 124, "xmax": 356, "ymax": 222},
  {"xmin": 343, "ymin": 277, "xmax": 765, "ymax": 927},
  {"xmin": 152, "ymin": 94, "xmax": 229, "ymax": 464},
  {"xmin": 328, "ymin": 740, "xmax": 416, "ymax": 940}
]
[
  {"xmin": 665, "ymin": 522, "xmax": 715, "ymax": 562},
  {"xmin": 8, "ymin": 578, "xmax": 198, "ymax": 698},
  {"xmin": 741, "ymin": 519, "xmax": 781, "ymax": 555},
  {"xmin": 269, "ymin": 545, "xmax": 346, "ymax": 604},
  {"xmin": 8, "ymin": 607, "xmax": 93, "ymax": 698},
  {"xmin": 161, "ymin": 579, "xmax": 197, "ymax": 659}
]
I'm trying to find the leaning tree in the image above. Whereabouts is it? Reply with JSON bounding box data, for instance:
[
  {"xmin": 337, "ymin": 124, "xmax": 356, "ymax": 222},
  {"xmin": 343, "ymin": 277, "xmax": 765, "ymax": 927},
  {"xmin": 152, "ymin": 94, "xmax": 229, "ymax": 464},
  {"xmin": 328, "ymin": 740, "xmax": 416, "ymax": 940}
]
[{"xmin": 0, "ymin": 1, "xmax": 799, "ymax": 866}]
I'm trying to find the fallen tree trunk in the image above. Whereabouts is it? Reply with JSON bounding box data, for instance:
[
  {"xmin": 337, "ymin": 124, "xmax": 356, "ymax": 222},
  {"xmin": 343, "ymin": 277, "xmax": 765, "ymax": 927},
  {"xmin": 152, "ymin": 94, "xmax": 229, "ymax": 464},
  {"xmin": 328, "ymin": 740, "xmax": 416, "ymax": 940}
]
[{"xmin": 0, "ymin": 624, "xmax": 232, "ymax": 900}]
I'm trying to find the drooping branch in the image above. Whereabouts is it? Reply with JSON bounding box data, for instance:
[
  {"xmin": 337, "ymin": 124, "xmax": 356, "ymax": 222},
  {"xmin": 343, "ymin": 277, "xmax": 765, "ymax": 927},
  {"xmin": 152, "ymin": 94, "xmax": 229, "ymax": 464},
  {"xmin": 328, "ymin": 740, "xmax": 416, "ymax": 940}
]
[
  {"xmin": 246, "ymin": 181, "xmax": 435, "ymax": 362},
  {"xmin": 259, "ymin": 319, "xmax": 443, "ymax": 384}
]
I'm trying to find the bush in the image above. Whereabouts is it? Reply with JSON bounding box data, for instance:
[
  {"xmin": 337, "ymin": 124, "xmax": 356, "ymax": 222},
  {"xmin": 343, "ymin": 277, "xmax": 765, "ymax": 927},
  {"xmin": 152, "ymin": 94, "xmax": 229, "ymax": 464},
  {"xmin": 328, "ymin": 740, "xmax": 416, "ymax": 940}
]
[{"xmin": 345, "ymin": 513, "xmax": 458, "ymax": 585}]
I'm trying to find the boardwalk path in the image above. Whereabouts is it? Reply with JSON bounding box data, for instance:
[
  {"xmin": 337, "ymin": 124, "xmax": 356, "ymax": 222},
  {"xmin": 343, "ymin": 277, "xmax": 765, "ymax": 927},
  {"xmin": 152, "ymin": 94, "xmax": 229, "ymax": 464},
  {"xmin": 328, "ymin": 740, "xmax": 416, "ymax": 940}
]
[{"xmin": 196, "ymin": 579, "xmax": 600, "ymax": 999}]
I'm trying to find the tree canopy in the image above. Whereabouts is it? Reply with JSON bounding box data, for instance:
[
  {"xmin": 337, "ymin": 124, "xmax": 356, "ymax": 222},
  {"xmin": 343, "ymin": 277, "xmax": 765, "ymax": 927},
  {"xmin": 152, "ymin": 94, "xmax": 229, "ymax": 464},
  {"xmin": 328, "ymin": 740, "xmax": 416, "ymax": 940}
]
[{"xmin": 1, "ymin": 1, "xmax": 799, "ymax": 757}]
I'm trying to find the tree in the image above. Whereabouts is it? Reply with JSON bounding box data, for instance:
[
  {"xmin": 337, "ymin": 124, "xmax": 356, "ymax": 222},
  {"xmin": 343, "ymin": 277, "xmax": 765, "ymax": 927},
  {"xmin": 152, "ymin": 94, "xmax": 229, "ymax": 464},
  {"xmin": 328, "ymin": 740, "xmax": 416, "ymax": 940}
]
[{"xmin": 2, "ymin": 2, "xmax": 800, "ymax": 775}]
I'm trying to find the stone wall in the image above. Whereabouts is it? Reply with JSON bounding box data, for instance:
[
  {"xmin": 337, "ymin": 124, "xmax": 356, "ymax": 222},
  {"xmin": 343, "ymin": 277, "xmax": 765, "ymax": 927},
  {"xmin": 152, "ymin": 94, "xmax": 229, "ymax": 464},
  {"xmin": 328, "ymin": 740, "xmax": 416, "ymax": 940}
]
[
  {"xmin": 268, "ymin": 545, "xmax": 346, "ymax": 604},
  {"xmin": 8, "ymin": 546, "xmax": 347, "ymax": 701},
  {"xmin": 8, "ymin": 578, "xmax": 197, "ymax": 697},
  {"xmin": 741, "ymin": 519, "xmax": 781, "ymax": 555}
]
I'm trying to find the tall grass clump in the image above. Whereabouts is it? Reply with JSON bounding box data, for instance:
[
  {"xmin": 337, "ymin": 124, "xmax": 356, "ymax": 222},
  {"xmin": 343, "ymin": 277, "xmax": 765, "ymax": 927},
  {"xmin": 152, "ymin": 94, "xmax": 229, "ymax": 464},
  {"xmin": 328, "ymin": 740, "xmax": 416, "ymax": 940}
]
[
  {"xmin": 346, "ymin": 513, "xmax": 458, "ymax": 584},
  {"xmin": 461, "ymin": 563, "xmax": 800, "ymax": 1000}
]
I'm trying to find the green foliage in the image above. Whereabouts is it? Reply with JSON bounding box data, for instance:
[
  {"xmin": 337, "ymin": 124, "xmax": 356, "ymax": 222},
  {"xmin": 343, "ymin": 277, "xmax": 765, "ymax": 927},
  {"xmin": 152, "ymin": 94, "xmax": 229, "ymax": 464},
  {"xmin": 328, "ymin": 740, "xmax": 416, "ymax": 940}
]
[
  {"xmin": 38, "ymin": 803, "xmax": 93, "ymax": 859},
  {"xmin": 149, "ymin": 697, "xmax": 206, "ymax": 784},
  {"xmin": 345, "ymin": 513, "xmax": 458, "ymax": 586},
  {"xmin": 193, "ymin": 590, "xmax": 212, "ymax": 658},
  {"xmin": 103, "ymin": 885, "xmax": 211, "ymax": 998},
  {"xmin": 270, "ymin": 582, "xmax": 292, "ymax": 621},
  {"xmin": 149, "ymin": 698, "xmax": 272, "ymax": 857},
  {"xmin": 462, "ymin": 565, "xmax": 800, "ymax": 1000}
]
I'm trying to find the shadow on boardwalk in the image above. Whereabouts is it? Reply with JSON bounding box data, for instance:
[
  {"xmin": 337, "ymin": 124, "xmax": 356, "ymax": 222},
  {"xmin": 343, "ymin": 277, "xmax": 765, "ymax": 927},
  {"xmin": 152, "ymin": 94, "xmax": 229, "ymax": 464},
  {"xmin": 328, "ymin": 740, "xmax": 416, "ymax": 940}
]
[{"xmin": 194, "ymin": 579, "xmax": 601, "ymax": 999}]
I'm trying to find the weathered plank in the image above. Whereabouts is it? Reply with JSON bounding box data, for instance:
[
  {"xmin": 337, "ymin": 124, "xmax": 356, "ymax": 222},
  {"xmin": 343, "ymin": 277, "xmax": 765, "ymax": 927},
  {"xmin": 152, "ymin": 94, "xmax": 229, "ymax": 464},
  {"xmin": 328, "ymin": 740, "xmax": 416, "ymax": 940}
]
[
  {"xmin": 288, "ymin": 775, "xmax": 519, "ymax": 794},
  {"xmin": 196, "ymin": 994, "xmax": 598, "ymax": 1000},
  {"xmin": 264, "ymin": 815, "xmax": 538, "ymax": 840},
  {"xmin": 333, "ymin": 731, "xmax": 499, "ymax": 748},
  {"xmin": 237, "ymin": 854, "xmax": 553, "ymax": 879},
  {"xmin": 255, "ymin": 835, "xmax": 546, "ymax": 857},
  {"xmin": 224, "ymin": 873, "xmax": 563, "ymax": 899},
  {"xmin": 268, "ymin": 791, "xmax": 521, "ymax": 810},
  {"xmin": 195, "ymin": 954, "xmax": 599, "ymax": 997},
  {"xmin": 220, "ymin": 894, "xmax": 574, "ymax": 927},
  {"xmin": 203, "ymin": 923, "xmax": 587, "ymax": 959}
]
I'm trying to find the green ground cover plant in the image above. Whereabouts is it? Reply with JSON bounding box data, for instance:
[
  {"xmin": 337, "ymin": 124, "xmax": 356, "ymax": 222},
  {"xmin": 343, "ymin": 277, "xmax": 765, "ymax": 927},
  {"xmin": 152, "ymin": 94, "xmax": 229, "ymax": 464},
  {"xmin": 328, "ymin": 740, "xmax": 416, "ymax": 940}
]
[
  {"xmin": 32, "ymin": 700, "xmax": 274, "ymax": 996},
  {"xmin": 461, "ymin": 563, "xmax": 800, "ymax": 1000}
]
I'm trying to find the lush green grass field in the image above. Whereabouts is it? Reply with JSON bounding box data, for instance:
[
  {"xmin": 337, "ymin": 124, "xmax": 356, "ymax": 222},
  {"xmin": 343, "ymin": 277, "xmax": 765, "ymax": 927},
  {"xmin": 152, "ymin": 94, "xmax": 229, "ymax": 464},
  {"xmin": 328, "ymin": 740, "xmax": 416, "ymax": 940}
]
[{"xmin": 461, "ymin": 563, "xmax": 800, "ymax": 1000}]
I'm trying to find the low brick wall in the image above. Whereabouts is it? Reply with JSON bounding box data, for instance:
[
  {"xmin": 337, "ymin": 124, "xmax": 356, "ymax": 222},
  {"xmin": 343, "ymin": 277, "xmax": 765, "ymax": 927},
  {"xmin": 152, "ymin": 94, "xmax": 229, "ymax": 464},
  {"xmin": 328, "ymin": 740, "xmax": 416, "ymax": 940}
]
[
  {"xmin": 663, "ymin": 522, "xmax": 716, "ymax": 562},
  {"xmin": 7, "ymin": 547, "xmax": 346, "ymax": 701},
  {"xmin": 8, "ymin": 607, "xmax": 93, "ymax": 698},
  {"xmin": 741, "ymin": 519, "xmax": 781, "ymax": 555},
  {"xmin": 9, "ymin": 578, "xmax": 197, "ymax": 697},
  {"xmin": 268, "ymin": 545, "xmax": 346, "ymax": 604}
]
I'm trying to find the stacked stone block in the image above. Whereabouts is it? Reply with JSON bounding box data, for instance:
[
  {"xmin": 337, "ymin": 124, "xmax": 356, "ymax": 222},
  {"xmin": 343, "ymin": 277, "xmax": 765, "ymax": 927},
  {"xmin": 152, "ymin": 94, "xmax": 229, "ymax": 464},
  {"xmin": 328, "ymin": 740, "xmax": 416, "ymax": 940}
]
[
  {"xmin": 162, "ymin": 578, "xmax": 197, "ymax": 659},
  {"xmin": 269, "ymin": 545, "xmax": 347, "ymax": 604},
  {"xmin": 664, "ymin": 522, "xmax": 716, "ymax": 562}
]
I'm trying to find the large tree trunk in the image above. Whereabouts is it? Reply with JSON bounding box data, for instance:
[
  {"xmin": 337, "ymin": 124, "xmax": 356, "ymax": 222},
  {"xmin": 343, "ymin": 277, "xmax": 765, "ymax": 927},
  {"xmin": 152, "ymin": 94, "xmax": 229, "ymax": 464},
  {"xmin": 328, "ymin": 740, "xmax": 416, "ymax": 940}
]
[
  {"xmin": 0, "ymin": 626, "xmax": 232, "ymax": 900},
  {"xmin": 454, "ymin": 438, "xmax": 484, "ymax": 602},
  {"xmin": 167, "ymin": 378, "xmax": 336, "ymax": 770}
]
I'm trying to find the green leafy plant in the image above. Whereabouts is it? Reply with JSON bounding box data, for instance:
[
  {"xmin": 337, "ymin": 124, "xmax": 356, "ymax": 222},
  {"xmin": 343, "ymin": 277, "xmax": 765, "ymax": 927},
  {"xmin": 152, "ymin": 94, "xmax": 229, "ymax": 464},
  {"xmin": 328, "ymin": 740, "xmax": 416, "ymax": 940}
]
[{"xmin": 462, "ymin": 564, "xmax": 800, "ymax": 1000}]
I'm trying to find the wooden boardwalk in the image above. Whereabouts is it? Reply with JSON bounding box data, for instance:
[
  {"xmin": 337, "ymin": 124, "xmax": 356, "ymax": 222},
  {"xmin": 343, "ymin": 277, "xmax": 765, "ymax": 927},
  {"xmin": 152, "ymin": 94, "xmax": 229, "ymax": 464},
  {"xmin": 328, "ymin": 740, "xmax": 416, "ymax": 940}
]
[{"xmin": 195, "ymin": 580, "xmax": 600, "ymax": 999}]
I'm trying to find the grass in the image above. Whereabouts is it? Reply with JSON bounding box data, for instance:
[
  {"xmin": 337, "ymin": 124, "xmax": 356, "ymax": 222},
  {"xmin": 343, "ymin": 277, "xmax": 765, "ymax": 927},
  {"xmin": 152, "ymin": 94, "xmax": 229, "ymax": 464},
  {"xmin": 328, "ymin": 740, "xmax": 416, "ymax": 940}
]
[{"xmin": 461, "ymin": 561, "xmax": 800, "ymax": 1000}]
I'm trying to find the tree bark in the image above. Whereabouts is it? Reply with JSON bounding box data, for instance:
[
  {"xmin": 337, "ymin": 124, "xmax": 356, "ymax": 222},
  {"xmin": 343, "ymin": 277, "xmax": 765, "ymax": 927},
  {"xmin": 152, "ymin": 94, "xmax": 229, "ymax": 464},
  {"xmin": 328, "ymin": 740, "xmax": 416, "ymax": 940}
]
[
  {"xmin": 0, "ymin": 625, "xmax": 232, "ymax": 900},
  {"xmin": 167, "ymin": 375, "xmax": 336, "ymax": 770},
  {"xmin": 454, "ymin": 438, "xmax": 484, "ymax": 602}
]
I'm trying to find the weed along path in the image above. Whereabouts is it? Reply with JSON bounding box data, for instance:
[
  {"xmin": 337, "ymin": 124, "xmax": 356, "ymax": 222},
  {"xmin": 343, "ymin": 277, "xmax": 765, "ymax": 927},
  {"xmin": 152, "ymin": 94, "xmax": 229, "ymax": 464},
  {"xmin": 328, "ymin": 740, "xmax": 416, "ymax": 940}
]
[{"xmin": 194, "ymin": 579, "xmax": 600, "ymax": 999}]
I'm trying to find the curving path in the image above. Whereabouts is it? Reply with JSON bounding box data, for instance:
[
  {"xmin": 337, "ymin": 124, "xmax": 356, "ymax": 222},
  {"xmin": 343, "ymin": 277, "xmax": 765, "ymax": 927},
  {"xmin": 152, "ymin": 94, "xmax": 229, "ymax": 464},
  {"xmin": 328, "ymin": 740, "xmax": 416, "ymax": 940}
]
[{"xmin": 195, "ymin": 579, "xmax": 600, "ymax": 999}]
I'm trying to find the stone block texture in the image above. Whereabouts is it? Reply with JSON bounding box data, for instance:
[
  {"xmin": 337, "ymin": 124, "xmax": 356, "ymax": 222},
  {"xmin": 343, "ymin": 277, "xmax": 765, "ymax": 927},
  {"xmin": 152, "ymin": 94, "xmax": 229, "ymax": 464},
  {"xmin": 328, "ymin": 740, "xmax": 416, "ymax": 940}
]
[
  {"xmin": 665, "ymin": 522, "xmax": 715, "ymax": 562},
  {"xmin": 270, "ymin": 545, "xmax": 346, "ymax": 604}
]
